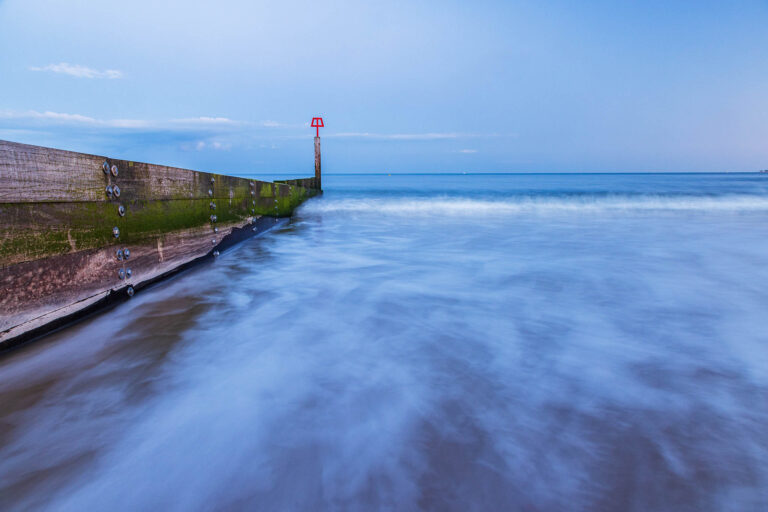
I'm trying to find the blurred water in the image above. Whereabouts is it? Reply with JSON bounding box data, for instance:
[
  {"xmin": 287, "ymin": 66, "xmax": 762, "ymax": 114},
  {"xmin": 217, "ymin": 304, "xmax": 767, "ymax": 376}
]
[{"xmin": 1, "ymin": 173, "xmax": 768, "ymax": 511}]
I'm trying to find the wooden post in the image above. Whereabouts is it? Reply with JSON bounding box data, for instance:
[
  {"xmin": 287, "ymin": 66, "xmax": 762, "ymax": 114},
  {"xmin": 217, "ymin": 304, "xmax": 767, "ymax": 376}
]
[{"xmin": 314, "ymin": 136, "xmax": 321, "ymax": 190}]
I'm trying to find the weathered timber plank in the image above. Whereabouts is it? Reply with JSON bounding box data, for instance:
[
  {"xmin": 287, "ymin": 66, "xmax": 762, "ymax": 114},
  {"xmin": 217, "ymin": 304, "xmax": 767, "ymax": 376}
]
[
  {"xmin": 0, "ymin": 217, "xmax": 271, "ymax": 342},
  {"xmin": 0, "ymin": 194, "xmax": 306, "ymax": 266},
  {"xmin": 0, "ymin": 140, "xmax": 317, "ymax": 203},
  {"xmin": 0, "ymin": 140, "xmax": 108, "ymax": 202},
  {"xmin": 276, "ymin": 177, "xmax": 320, "ymax": 190}
]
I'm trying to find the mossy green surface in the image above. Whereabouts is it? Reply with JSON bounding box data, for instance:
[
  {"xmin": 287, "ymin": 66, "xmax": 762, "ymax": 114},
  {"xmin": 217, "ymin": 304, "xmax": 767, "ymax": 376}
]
[{"xmin": 0, "ymin": 182, "xmax": 317, "ymax": 265}]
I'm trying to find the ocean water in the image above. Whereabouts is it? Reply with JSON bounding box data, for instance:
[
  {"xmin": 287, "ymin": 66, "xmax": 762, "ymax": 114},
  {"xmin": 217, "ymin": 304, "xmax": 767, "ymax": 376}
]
[{"xmin": 1, "ymin": 173, "xmax": 768, "ymax": 511}]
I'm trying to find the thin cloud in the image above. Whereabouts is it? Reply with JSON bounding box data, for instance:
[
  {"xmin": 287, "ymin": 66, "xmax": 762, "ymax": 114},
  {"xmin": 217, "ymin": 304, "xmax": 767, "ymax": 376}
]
[
  {"xmin": 183, "ymin": 140, "xmax": 233, "ymax": 151},
  {"xmin": 457, "ymin": 149, "xmax": 478, "ymax": 153},
  {"xmin": 328, "ymin": 132, "xmax": 463, "ymax": 140},
  {"xmin": 171, "ymin": 117, "xmax": 240, "ymax": 125},
  {"xmin": 0, "ymin": 110, "xmax": 275, "ymax": 153},
  {"xmin": 0, "ymin": 110, "xmax": 147, "ymax": 128},
  {"xmin": 15, "ymin": 110, "xmax": 99, "ymax": 124},
  {"xmin": 0, "ymin": 110, "xmax": 313, "ymax": 135},
  {"xmin": 0, "ymin": 111, "xmax": 240, "ymax": 130},
  {"xmin": 29, "ymin": 63, "xmax": 123, "ymax": 79},
  {"xmin": 326, "ymin": 132, "xmax": 509, "ymax": 140}
]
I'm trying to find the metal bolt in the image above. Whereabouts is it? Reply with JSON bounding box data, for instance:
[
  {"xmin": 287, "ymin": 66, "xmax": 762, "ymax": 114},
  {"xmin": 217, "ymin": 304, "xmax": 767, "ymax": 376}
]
[
  {"xmin": 213, "ymin": 250, "xmax": 220, "ymax": 257},
  {"xmin": 214, "ymin": 227, "xmax": 219, "ymax": 233},
  {"xmin": 127, "ymin": 286, "xmax": 134, "ymax": 297},
  {"xmin": 249, "ymin": 182, "xmax": 254, "ymax": 187},
  {"xmin": 208, "ymin": 189, "xmax": 213, "ymax": 197},
  {"xmin": 113, "ymin": 185, "xmax": 121, "ymax": 197},
  {"xmin": 118, "ymin": 268, "xmax": 126, "ymax": 279},
  {"xmin": 210, "ymin": 177, "xmax": 215, "ymax": 184},
  {"xmin": 126, "ymin": 268, "xmax": 132, "ymax": 278},
  {"xmin": 102, "ymin": 161, "xmax": 110, "ymax": 174},
  {"xmin": 251, "ymin": 190, "xmax": 255, "ymax": 196},
  {"xmin": 110, "ymin": 164, "xmax": 119, "ymax": 177},
  {"xmin": 106, "ymin": 185, "xmax": 113, "ymax": 197},
  {"xmin": 251, "ymin": 209, "xmax": 255, "ymax": 214},
  {"xmin": 211, "ymin": 238, "xmax": 216, "ymax": 245},
  {"xmin": 123, "ymin": 248, "xmax": 131, "ymax": 259},
  {"xmin": 118, "ymin": 205, "xmax": 126, "ymax": 216},
  {"xmin": 210, "ymin": 201, "xmax": 216, "ymax": 210},
  {"xmin": 210, "ymin": 214, "xmax": 217, "ymax": 222},
  {"xmin": 113, "ymin": 226, "xmax": 120, "ymax": 238},
  {"xmin": 116, "ymin": 249, "xmax": 124, "ymax": 260},
  {"xmin": 252, "ymin": 200, "xmax": 255, "ymax": 205}
]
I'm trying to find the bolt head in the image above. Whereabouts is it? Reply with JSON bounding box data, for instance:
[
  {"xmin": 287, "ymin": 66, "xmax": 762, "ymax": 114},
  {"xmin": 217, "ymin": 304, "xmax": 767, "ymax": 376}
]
[
  {"xmin": 127, "ymin": 286, "xmax": 135, "ymax": 297},
  {"xmin": 113, "ymin": 226, "xmax": 120, "ymax": 238},
  {"xmin": 214, "ymin": 227, "xmax": 219, "ymax": 233},
  {"xmin": 105, "ymin": 185, "xmax": 113, "ymax": 197},
  {"xmin": 116, "ymin": 249, "xmax": 124, "ymax": 260},
  {"xmin": 213, "ymin": 250, "xmax": 220, "ymax": 257},
  {"xmin": 118, "ymin": 205, "xmax": 126, "ymax": 216},
  {"xmin": 208, "ymin": 189, "xmax": 213, "ymax": 197},
  {"xmin": 211, "ymin": 238, "xmax": 216, "ymax": 245},
  {"xmin": 210, "ymin": 202, "xmax": 216, "ymax": 210},
  {"xmin": 110, "ymin": 164, "xmax": 119, "ymax": 177},
  {"xmin": 251, "ymin": 190, "xmax": 255, "ymax": 196},
  {"xmin": 126, "ymin": 268, "xmax": 132, "ymax": 278},
  {"xmin": 113, "ymin": 185, "xmax": 121, "ymax": 197},
  {"xmin": 210, "ymin": 177, "xmax": 215, "ymax": 184},
  {"xmin": 118, "ymin": 268, "xmax": 125, "ymax": 279},
  {"xmin": 102, "ymin": 161, "xmax": 110, "ymax": 174},
  {"xmin": 210, "ymin": 214, "xmax": 217, "ymax": 222},
  {"xmin": 123, "ymin": 248, "xmax": 131, "ymax": 259}
]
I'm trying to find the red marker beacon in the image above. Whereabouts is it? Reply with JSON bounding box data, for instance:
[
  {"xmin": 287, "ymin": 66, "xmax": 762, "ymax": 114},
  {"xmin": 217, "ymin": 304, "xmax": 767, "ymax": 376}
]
[{"xmin": 311, "ymin": 117, "xmax": 324, "ymax": 138}]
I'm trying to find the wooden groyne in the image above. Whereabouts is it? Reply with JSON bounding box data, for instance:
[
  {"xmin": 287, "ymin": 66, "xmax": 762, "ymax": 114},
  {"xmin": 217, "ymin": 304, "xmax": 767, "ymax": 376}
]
[{"xmin": 0, "ymin": 140, "xmax": 321, "ymax": 349}]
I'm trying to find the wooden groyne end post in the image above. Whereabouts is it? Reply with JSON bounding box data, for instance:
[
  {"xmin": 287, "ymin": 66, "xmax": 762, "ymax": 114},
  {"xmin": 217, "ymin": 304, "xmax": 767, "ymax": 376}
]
[
  {"xmin": 315, "ymin": 136, "xmax": 321, "ymax": 190},
  {"xmin": 311, "ymin": 117, "xmax": 323, "ymax": 190}
]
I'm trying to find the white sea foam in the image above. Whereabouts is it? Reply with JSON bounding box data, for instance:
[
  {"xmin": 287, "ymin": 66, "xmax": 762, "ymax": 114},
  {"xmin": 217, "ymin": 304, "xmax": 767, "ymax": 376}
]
[{"xmin": 302, "ymin": 195, "xmax": 768, "ymax": 216}]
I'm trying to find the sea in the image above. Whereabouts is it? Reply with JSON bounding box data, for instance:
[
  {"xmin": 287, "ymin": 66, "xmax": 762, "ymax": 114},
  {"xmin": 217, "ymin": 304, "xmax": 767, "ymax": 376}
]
[{"xmin": 1, "ymin": 173, "xmax": 767, "ymax": 511}]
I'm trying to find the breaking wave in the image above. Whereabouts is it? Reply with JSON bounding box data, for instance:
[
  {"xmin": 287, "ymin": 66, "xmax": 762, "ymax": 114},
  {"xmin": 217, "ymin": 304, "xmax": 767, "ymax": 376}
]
[{"xmin": 302, "ymin": 194, "xmax": 768, "ymax": 216}]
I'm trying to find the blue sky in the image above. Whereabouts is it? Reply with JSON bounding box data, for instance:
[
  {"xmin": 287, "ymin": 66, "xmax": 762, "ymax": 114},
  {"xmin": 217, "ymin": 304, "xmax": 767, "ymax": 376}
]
[{"xmin": 1, "ymin": 0, "xmax": 767, "ymax": 174}]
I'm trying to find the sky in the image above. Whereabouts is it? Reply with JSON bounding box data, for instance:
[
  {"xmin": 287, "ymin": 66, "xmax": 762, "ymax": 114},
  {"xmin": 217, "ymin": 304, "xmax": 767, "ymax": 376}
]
[{"xmin": 1, "ymin": 0, "xmax": 767, "ymax": 174}]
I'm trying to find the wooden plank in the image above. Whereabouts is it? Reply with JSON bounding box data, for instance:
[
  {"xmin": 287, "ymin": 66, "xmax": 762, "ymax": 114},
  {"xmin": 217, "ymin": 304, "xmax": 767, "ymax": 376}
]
[
  {"xmin": 0, "ymin": 140, "xmax": 107, "ymax": 202},
  {"xmin": 0, "ymin": 217, "xmax": 267, "ymax": 342},
  {"xmin": 0, "ymin": 140, "xmax": 316, "ymax": 203}
]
